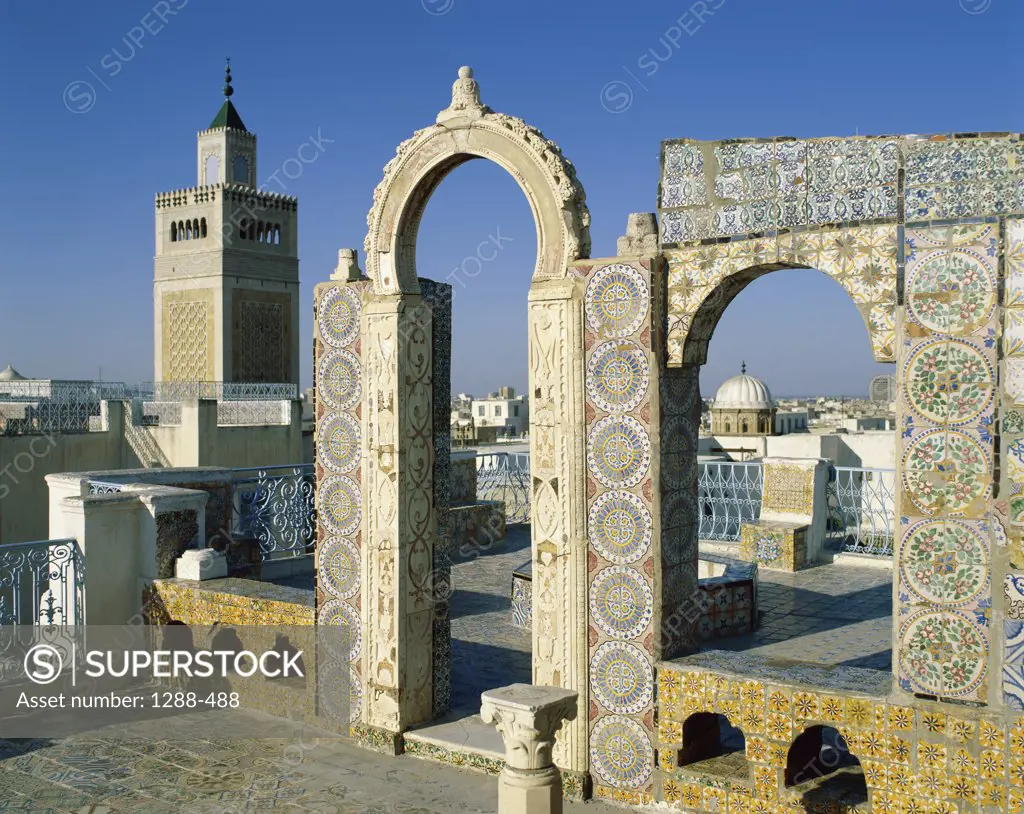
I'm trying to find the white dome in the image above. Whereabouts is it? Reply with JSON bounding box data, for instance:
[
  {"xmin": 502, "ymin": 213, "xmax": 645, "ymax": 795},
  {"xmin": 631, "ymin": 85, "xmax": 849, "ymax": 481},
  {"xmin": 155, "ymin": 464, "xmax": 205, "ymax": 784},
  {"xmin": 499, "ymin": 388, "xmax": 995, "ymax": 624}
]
[{"xmin": 713, "ymin": 367, "xmax": 773, "ymax": 410}]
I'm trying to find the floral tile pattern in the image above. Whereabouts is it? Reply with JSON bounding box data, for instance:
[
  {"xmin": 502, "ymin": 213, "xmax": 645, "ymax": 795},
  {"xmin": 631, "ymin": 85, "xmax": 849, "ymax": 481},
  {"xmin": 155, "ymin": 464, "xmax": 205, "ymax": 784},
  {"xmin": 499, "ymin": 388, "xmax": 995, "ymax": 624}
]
[
  {"xmin": 894, "ymin": 224, "xmax": 1002, "ymax": 705},
  {"xmin": 664, "ymin": 223, "xmax": 897, "ymax": 366},
  {"xmin": 655, "ymin": 655, "xmax": 1024, "ymax": 814}
]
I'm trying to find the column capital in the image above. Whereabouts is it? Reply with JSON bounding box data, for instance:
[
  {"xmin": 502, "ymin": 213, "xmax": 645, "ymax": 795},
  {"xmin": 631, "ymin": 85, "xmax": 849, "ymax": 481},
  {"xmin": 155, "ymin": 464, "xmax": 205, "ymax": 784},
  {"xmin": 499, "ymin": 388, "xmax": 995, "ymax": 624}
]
[{"xmin": 480, "ymin": 684, "xmax": 578, "ymax": 771}]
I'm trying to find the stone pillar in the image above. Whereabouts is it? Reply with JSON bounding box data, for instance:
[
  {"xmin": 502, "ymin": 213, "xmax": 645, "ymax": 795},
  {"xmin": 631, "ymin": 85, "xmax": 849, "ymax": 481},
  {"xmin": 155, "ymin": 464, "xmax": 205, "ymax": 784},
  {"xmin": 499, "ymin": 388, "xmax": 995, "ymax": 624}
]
[
  {"xmin": 362, "ymin": 294, "xmax": 435, "ymax": 735},
  {"xmin": 527, "ymin": 277, "xmax": 589, "ymax": 783},
  {"xmin": 480, "ymin": 684, "xmax": 579, "ymax": 814}
]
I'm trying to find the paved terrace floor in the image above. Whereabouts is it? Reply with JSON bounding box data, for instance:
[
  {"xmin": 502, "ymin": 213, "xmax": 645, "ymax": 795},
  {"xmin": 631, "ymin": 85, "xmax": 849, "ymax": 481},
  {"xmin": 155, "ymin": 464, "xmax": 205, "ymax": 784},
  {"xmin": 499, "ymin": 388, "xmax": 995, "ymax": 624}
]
[
  {"xmin": 0, "ymin": 715, "xmax": 620, "ymax": 814},
  {"xmin": 0, "ymin": 530, "xmax": 892, "ymax": 812}
]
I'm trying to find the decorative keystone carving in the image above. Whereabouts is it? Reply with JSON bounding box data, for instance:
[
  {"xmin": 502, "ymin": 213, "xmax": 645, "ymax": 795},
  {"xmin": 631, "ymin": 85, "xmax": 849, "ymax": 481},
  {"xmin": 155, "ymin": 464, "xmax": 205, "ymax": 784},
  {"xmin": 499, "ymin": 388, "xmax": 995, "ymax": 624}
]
[
  {"xmin": 480, "ymin": 683, "xmax": 578, "ymax": 771},
  {"xmin": 616, "ymin": 212, "xmax": 659, "ymax": 256},
  {"xmin": 437, "ymin": 66, "xmax": 491, "ymax": 124}
]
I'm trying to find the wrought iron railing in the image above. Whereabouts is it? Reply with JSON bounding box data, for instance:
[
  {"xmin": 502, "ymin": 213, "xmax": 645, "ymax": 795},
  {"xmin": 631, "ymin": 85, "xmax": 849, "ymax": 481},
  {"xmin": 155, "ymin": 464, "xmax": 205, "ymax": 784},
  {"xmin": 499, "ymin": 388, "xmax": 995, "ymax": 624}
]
[
  {"xmin": 0, "ymin": 381, "xmax": 298, "ymax": 436},
  {"xmin": 697, "ymin": 461, "xmax": 763, "ymax": 542},
  {"xmin": 0, "ymin": 538, "xmax": 84, "ymax": 626},
  {"xmin": 230, "ymin": 465, "xmax": 315, "ymax": 557},
  {"xmin": 826, "ymin": 466, "xmax": 896, "ymax": 556},
  {"xmin": 476, "ymin": 452, "xmax": 531, "ymax": 524},
  {"xmin": 87, "ymin": 480, "xmax": 125, "ymax": 495}
]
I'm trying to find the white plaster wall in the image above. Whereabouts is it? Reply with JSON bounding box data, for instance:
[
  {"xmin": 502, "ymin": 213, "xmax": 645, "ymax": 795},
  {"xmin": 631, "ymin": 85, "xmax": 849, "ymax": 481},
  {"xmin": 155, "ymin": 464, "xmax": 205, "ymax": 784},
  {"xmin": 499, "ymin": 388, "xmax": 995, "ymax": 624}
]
[{"xmin": 2, "ymin": 401, "xmax": 302, "ymax": 545}]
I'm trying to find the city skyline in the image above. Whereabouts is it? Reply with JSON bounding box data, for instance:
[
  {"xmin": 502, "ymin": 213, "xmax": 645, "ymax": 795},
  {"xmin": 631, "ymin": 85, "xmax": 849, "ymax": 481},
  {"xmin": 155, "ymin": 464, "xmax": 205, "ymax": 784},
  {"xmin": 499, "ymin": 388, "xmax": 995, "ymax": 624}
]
[{"xmin": 2, "ymin": 0, "xmax": 1013, "ymax": 395}]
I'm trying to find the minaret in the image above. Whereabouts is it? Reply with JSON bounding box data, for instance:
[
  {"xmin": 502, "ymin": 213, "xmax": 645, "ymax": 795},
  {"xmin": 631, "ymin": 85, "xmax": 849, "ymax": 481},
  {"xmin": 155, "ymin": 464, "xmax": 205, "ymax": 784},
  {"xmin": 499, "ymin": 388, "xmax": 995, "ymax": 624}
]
[{"xmin": 153, "ymin": 61, "xmax": 300, "ymax": 385}]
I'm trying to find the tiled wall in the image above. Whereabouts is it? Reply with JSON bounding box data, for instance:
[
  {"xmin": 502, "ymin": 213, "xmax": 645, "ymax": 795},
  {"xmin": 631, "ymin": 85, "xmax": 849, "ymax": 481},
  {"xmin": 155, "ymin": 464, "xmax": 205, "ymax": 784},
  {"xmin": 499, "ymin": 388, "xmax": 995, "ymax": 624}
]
[
  {"xmin": 1002, "ymin": 218, "xmax": 1024, "ymax": 713},
  {"xmin": 581, "ymin": 259, "xmax": 659, "ymax": 802},
  {"xmin": 896, "ymin": 224, "xmax": 998, "ymax": 704},
  {"xmin": 313, "ymin": 279, "xmax": 369, "ymax": 726},
  {"xmin": 664, "ymin": 224, "xmax": 898, "ymax": 366},
  {"xmin": 657, "ymin": 654, "xmax": 1024, "ymax": 813},
  {"xmin": 659, "ymin": 134, "xmax": 1024, "ymax": 245}
]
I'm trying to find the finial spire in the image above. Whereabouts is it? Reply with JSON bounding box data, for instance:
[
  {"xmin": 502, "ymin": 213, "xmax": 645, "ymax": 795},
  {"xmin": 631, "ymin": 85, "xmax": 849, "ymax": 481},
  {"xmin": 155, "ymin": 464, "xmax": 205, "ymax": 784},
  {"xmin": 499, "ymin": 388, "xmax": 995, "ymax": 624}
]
[
  {"xmin": 437, "ymin": 65, "xmax": 490, "ymax": 123},
  {"xmin": 223, "ymin": 58, "xmax": 234, "ymax": 99},
  {"xmin": 741, "ymin": 360, "xmax": 747, "ymax": 375}
]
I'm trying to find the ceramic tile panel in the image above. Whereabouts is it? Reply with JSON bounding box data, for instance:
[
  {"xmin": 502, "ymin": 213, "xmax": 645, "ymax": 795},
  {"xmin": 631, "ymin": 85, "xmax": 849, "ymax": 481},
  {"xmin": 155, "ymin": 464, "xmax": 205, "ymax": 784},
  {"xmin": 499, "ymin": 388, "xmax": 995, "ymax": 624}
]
[
  {"xmin": 654, "ymin": 655, "xmax": 1024, "ymax": 813},
  {"xmin": 660, "ymin": 133, "xmax": 1023, "ymax": 245},
  {"xmin": 894, "ymin": 223, "xmax": 1003, "ymax": 706},
  {"xmin": 664, "ymin": 225, "xmax": 897, "ymax": 367},
  {"xmin": 582, "ymin": 260, "xmax": 659, "ymax": 796},
  {"xmin": 313, "ymin": 278, "xmax": 371, "ymax": 726}
]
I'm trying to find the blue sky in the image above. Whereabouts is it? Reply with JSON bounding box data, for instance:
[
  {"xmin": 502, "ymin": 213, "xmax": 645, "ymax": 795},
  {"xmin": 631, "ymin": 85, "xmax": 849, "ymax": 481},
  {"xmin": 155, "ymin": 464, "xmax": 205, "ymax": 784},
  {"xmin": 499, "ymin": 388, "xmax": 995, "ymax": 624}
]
[{"xmin": 1, "ymin": 0, "xmax": 1018, "ymax": 398}]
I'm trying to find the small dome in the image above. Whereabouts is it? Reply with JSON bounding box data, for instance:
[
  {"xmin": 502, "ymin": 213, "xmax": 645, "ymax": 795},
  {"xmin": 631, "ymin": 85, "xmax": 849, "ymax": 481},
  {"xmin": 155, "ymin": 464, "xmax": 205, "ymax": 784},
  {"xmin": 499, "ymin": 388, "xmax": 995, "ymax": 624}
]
[
  {"xmin": 0, "ymin": 364, "xmax": 27, "ymax": 381},
  {"xmin": 713, "ymin": 365, "xmax": 773, "ymax": 410}
]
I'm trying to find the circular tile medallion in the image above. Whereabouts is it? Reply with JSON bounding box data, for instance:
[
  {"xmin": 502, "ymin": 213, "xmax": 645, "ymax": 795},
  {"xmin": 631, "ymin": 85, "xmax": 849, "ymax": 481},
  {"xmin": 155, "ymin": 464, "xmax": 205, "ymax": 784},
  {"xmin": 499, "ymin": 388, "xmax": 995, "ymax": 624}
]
[
  {"xmin": 318, "ymin": 286, "xmax": 361, "ymax": 348},
  {"xmin": 899, "ymin": 519, "xmax": 988, "ymax": 605},
  {"xmin": 317, "ymin": 474, "xmax": 362, "ymax": 536},
  {"xmin": 319, "ymin": 598, "xmax": 362, "ymax": 661},
  {"xmin": 898, "ymin": 609, "xmax": 986, "ymax": 698},
  {"xmin": 317, "ymin": 413, "xmax": 361, "ymax": 474},
  {"xmin": 585, "ymin": 264, "xmax": 649, "ymax": 338},
  {"xmin": 589, "ymin": 714, "xmax": 653, "ymax": 789},
  {"xmin": 317, "ymin": 349, "xmax": 362, "ymax": 411},
  {"xmin": 590, "ymin": 566, "xmax": 654, "ymax": 640},
  {"xmin": 588, "ymin": 490, "xmax": 652, "ymax": 565},
  {"xmin": 590, "ymin": 641, "xmax": 654, "ymax": 715},
  {"xmin": 907, "ymin": 250, "xmax": 995, "ymax": 335},
  {"xmin": 586, "ymin": 341, "xmax": 650, "ymax": 413},
  {"xmin": 901, "ymin": 429, "xmax": 989, "ymax": 516},
  {"xmin": 902, "ymin": 338, "xmax": 993, "ymax": 426},
  {"xmin": 587, "ymin": 416, "xmax": 652, "ymax": 489},
  {"xmin": 319, "ymin": 535, "xmax": 361, "ymax": 600}
]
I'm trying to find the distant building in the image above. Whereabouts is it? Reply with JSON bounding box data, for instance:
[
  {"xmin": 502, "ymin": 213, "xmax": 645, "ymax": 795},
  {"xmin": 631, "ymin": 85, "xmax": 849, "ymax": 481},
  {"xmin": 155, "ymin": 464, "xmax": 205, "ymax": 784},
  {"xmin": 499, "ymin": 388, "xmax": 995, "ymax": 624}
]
[
  {"xmin": 472, "ymin": 387, "xmax": 529, "ymax": 441},
  {"xmin": 870, "ymin": 374, "xmax": 896, "ymax": 403},
  {"xmin": 709, "ymin": 364, "xmax": 808, "ymax": 438}
]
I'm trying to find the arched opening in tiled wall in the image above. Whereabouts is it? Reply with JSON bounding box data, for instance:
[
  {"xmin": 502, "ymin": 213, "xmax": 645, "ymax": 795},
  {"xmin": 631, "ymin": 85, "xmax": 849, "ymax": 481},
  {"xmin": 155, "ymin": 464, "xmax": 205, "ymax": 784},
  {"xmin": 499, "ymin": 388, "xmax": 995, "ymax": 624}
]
[
  {"xmin": 785, "ymin": 725, "xmax": 867, "ymax": 808},
  {"xmin": 677, "ymin": 712, "xmax": 746, "ymax": 768},
  {"xmin": 674, "ymin": 259, "xmax": 896, "ymax": 672}
]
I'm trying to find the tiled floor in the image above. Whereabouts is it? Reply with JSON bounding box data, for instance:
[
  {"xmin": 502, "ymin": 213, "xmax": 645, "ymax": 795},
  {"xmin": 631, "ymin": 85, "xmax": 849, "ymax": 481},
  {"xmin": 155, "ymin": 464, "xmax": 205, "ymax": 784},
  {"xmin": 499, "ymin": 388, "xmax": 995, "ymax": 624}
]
[
  {"xmin": 712, "ymin": 556, "xmax": 893, "ymax": 670},
  {"xmin": 448, "ymin": 525, "xmax": 532, "ymax": 713},
  {"xmin": 0, "ymin": 528, "xmax": 894, "ymax": 812}
]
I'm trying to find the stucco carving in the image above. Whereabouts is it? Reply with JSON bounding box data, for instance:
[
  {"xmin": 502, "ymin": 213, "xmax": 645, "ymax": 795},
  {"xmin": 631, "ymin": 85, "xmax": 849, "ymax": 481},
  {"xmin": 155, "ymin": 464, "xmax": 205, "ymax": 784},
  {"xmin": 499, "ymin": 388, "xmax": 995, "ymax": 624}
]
[{"xmin": 364, "ymin": 67, "xmax": 591, "ymax": 295}]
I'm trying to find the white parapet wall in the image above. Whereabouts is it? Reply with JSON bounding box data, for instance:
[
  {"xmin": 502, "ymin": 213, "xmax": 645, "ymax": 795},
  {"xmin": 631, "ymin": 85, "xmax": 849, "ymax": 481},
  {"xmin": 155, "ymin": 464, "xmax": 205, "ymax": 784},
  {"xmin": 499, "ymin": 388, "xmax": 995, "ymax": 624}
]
[{"xmin": 2, "ymin": 398, "xmax": 302, "ymax": 546}]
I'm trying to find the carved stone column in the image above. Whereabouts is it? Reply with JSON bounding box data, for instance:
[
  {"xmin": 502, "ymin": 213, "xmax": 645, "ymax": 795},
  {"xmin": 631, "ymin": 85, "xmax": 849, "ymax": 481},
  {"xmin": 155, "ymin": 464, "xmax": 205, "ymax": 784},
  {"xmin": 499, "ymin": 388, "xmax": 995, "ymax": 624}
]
[{"xmin": 480, "ymin": 684, "xmax": 579, "ymax": 814}]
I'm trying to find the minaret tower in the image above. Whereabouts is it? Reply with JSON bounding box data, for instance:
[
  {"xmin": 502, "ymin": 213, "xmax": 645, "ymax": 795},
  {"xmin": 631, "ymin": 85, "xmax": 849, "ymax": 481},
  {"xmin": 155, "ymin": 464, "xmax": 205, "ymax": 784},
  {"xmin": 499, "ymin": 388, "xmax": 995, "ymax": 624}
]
[{"xmin": 153, "ymin": 61, "xmax": 300, "ymax": 385}]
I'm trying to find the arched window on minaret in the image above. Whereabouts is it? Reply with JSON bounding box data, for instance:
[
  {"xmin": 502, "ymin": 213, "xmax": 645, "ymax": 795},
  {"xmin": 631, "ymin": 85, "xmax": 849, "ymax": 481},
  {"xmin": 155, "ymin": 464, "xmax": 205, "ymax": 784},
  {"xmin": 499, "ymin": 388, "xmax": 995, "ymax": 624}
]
[
  {"xmin": 257, "ymin": 222, "xmax": 265, "ymax": 243},
  {"xmin": 200, "ymin": 218, "xmax": 207, "ymax": 238},
  {"xmin": 185, "ymin": 220, "xmax": 192, "ymax": 240},
  {"xmin": 238, "ymin": 219, "xmax": 247, "ymax": 240},
  {"xmin": 247, "ymin": 220, "xmax": 256, "ymax": 241},
  {"xmin": 170, "ymin": 222, "xmax": 177, "ymax": 242},
  {"xmin": 193, "ymin": 219, "xmax": 200, "ymax": 239},
  {"xmin": 274, "ymin": 224, "xmax": 281, "ymax": 245},
  {"xmin": 178, "ymin": 220, "xmax": 185, "ymax": 240},
  {"xmin": 204, "ymin": 155, "xmax": 220, "ymax": 185},
  {"xmin": 233, "ymin": 155, "xmax": 249, "ymax": 185}
]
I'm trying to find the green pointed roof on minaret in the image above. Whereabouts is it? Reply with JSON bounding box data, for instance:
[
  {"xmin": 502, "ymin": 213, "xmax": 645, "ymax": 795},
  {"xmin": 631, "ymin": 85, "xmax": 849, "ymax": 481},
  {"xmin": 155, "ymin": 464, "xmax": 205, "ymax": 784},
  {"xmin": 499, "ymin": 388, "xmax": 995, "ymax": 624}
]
[{"xmin": 209, "ymin": 59, "xmax": 247, "ymax": 131}]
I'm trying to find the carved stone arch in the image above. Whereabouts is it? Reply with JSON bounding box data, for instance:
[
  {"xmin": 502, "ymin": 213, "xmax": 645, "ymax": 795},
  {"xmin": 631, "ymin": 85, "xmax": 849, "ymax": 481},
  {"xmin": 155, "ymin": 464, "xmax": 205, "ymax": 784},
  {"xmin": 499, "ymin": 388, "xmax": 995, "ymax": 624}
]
[{"xmin": 363, "ymin": 67, "xmax": 591, "ymax": 295}]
